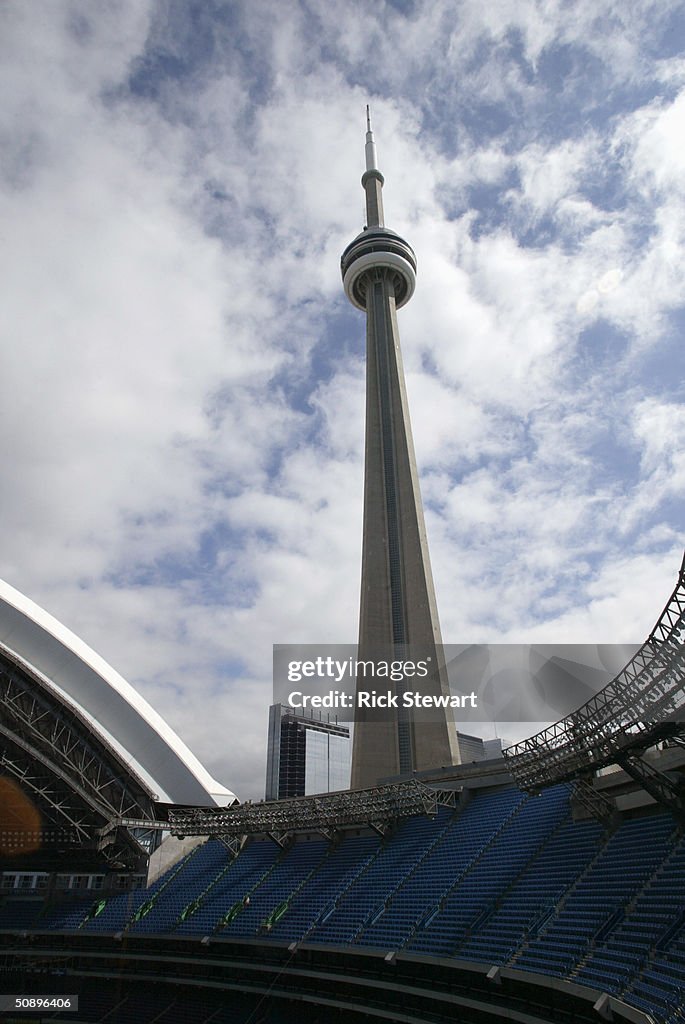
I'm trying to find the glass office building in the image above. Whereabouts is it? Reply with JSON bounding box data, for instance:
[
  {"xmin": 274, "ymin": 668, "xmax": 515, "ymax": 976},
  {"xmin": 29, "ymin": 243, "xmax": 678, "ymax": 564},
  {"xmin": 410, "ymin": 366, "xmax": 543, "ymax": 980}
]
[{"xmin": 265, "ymin": 704, "xmax": 351, "ymax": 801}]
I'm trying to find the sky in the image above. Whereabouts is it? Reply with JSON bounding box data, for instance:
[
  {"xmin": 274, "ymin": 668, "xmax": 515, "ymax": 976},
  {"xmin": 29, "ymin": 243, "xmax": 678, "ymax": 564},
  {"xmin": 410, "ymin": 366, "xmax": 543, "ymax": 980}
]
[{"xmin": 1, "ymin": 0, "xmax": 684, "ymax": 800}]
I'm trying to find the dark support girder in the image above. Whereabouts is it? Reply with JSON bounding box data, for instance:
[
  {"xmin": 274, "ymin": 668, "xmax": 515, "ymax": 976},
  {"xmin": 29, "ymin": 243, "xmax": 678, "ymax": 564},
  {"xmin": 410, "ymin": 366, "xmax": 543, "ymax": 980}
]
[
  {"xmin": 217, "ymin": 835, "xmax": 242, "ymax": 858},
  {"xmin": 435, "ymin": 789, "xmax": 459, "ymax": 809},
  {"xmin": 97, "ymin": 825, "xmax": 147, "ymax": 857},
  {"xmin": 266, "ymin": 832, "xmax": 288, "ymax": 849},
  {"xmin": 615, "ymin": 754, "xmax": 685, "ymax": 822},
  {"xmin": 567, "ymin": 779, "xmax": 618, "ymax": 828}
]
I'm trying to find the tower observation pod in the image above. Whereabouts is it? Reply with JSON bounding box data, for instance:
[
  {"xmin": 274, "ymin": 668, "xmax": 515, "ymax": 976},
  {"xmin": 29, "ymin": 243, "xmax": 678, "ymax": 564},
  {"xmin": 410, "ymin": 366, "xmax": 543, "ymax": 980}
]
[{"xmin": 341, "ymin": 110, "xmax": 461, "ymax": 789}]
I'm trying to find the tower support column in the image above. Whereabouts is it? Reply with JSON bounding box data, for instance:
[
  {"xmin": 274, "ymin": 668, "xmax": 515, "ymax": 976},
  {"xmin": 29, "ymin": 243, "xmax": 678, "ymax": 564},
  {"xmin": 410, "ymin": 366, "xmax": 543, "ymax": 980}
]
[{"xmin": 351, "ymin": 268, "xmax": 459, "ymax": 788}]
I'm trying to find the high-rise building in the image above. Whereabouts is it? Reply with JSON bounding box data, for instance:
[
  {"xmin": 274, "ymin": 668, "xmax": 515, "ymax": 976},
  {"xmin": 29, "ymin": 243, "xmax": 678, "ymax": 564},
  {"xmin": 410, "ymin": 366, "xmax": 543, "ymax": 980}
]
[
  {"xmin": 455, "ymin": 732, "xmax": 486, "ymax": 764},
  {"xmin": 265, "ymin": 704, "xmax": 351, "ymax": 801},
  {"xmin": 453, "ymin": 732, "xmax": 503, "ymax": 763},
  {"xmin": 341, "ymin": 112, "xmax": 461, "ymax": 788}
]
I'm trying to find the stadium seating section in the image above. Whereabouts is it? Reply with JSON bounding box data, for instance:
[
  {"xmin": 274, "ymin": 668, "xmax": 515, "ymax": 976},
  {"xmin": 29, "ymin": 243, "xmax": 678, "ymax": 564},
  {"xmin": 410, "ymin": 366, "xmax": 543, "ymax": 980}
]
[{"xmin": 3, "ymin": 785, "xmax": 685, "ymax": 1023}]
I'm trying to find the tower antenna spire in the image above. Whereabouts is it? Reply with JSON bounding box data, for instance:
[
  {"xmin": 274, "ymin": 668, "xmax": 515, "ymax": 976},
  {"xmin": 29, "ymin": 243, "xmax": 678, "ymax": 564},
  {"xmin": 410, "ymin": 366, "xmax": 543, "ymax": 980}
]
[
  {"xmin": 365, "ymin": 104, "xmax": 379, "ymax": 173},
  {"xmin": 361, "ymin": 106, "xmax": 384, "ymax": 226}
]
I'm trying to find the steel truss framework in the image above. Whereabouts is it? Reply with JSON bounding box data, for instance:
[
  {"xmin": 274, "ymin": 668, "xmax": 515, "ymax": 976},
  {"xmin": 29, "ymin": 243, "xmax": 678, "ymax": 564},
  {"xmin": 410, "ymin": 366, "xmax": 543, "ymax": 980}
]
[
  {"xmin": 162, "ymin": 780, "xmax": 438, "ymax": 839},
  {"xmin": 0, "ymin": 648, "xmax": 159, "ymax": 866},
  {"xmin": 567, "ymin": 779, "xmax": 618, "ymax": 827},
  {"xmin": 615, "ymin": 752, "xmax": 685, "ymax": 820},
  {"xmin": 504, "ymin": 552, "xmax": 685, "ymax": 795}
]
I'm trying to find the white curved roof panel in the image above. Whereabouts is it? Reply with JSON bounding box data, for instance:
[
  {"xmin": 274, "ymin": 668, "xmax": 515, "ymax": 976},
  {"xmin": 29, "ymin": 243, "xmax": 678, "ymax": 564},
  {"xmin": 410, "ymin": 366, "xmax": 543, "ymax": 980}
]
[{"xmin": 0, "ymin": 579, "xmax": 237, "ymax": 807}]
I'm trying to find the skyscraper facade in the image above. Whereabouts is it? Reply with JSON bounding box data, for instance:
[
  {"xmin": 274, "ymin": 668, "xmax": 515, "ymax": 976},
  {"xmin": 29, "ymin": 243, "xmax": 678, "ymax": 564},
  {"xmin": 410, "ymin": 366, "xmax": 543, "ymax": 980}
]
[
  {"xmin": 341, "ymin": 112, "xmax": 461, "ymax": 788},
  {"xmin": 265, "ymin": 704, "xmax": 351, "ymax": 801}
]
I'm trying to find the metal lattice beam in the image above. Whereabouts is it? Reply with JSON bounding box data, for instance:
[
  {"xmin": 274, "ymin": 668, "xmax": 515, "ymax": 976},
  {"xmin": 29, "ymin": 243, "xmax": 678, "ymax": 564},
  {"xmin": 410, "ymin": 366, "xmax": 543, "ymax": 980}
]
[
  {"xmin": 0, "ymin": 650, "xmax": 162, "ymax": 866},
  {"xmin": 0, "ymin": 740, "xmax": 94, "ymax": 839},
  {"xmin": 111, "ymin": 780, "xmax": 438, "ymax": 840},
  {"xmin": 615, "ymin": 754, "xmax": 685, "ymax": 822},
  {"xmin": 0, "ymin": 742, "xmax": 147, "ymax": 867},
  {"xmin": 168, "ymin": 780, "xmax": 436, "ymax": 837},
  {"xmin": 503, "ymin": 552, "xmax": 685, "ymax": 793},
  {"xmin": 0, "ymin": 653, "xmax": 156, "ymax": 822},
  {"xmin": 566, "ymin": 779, "xmax": 618, "ymax": 827},
  {"xmin": 217, "ymin": 835, "xmax": 243, "ymax": 857}
]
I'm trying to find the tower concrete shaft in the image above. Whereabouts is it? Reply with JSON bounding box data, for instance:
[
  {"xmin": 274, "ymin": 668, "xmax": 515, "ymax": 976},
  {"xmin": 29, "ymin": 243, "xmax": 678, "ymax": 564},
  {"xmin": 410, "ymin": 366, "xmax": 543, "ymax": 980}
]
[{"xmin": 341, "ymin": 113, "xmax": 460, "ymax": 789}]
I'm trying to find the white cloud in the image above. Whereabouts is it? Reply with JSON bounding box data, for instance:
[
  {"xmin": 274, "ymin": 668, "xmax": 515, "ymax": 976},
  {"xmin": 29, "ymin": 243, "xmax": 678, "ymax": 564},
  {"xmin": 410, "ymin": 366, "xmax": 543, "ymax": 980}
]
[
  {"xmin": 0, "ymin": 0, "xmax": 683, "ymax": 800},
  {"xmin": 626, "ymin": 91, "xmax": 685, "ymax": 195}
]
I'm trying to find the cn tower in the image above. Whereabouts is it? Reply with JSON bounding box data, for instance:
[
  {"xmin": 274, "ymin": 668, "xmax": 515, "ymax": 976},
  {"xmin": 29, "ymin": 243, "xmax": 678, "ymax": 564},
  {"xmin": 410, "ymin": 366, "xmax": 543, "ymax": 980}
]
[{"xmin": 341, "ymin": 110, "xmax": 461, "ymax": 788}]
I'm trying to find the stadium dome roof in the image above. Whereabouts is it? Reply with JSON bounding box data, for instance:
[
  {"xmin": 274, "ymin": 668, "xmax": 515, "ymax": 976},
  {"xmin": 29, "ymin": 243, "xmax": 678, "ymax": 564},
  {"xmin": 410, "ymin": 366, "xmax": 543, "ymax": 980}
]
[{"xmin": 0, "ymin": 578, "xmax": 236, "ymax": 809}]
